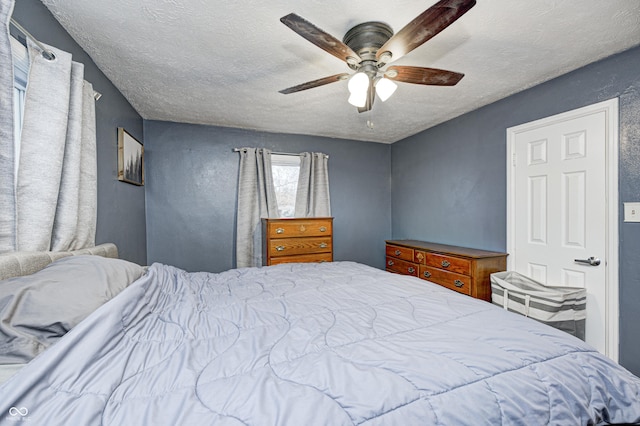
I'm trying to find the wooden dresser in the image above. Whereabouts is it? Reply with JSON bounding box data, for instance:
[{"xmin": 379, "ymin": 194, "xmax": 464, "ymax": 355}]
[
  {"xmin": 262, "ymin": 218, "xmax": 333, "ymax": 266},
  {"xmin": 385, "ymin": 240, "xmax": 507, "ymax": 301}
]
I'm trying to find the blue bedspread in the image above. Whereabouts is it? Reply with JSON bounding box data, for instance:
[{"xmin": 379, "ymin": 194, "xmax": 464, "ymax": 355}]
[{"xmin": 1, "ymin": 261, "xmax": 639, "ymax": 425}]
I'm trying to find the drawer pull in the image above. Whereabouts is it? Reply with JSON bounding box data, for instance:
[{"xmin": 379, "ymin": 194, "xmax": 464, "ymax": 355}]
[
  {"xmin": 423, "ymin": 271, "xmax": 432, "ymax": 278},
  {"xmin": 319, "ymin": 226, "xmax": 327, "ymax": 232},
  {"xmin": 387, "ymin": 260, "xmax": 394, "ymax": 266},
  {"xmin": 275, "ymin": 228, "xmax": 284, "ymax": 234},
  {"xmin": 394, "ymin": 249, "xmax": 401, "ymax": 256},
  {"xmin": 407, "ymin": 267, "xmax": 415, "ymax": 274},
  {"xmin": 275, "ymin": 246, "xmax": 285, "ymax": 251},
  {"xmin": 454, "ymin": 279, "xmax": 464, "ymax": 288},
  {"xmin": 441, "ymin": 260, "xmax": 451, "ymax": 268},
  {"xmin": 319, "ymin": 242, "xmax": 328, "ymax": 248}
]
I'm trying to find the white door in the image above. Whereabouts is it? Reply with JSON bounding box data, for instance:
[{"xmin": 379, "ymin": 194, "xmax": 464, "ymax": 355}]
[{"xmin": 507, "ymin": 99, "xmax": 619, "ymax": 359}]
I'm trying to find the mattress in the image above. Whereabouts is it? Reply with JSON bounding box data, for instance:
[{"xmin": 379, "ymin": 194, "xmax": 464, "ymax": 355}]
[{"xmin": 1, "ymin": 260, "xmax": 639, "ymax": 425}]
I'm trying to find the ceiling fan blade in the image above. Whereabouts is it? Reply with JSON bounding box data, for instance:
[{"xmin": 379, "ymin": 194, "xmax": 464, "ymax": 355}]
[
  {"xmin": 357, "ymin": 84, "xmax": 375, "ymax": 113},
  {"xmin": 281, "ymin": 13, "xmax": 360, "ymax": 64},
  {"xmin": 386, "ymin": 65, "xmax": 464, "ymax": 86},
  {"xmin": 376, "ymin": 0, "xmax": 476, "ymax": 63},
  {"xmin": 279, "ymin": 73, "xmax": 349, "ymax": 94}
]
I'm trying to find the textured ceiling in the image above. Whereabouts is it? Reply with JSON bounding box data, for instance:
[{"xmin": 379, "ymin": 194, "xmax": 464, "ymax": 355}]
[{"xmin": 40, "ymin": 0, "xmax": 640, "ymax": 143}]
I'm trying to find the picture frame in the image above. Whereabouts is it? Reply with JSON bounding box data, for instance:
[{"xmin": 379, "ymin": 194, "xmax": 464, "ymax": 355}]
[{"xmin": 117, "ymin": 127, "xmax": 144, "ymax": 186}]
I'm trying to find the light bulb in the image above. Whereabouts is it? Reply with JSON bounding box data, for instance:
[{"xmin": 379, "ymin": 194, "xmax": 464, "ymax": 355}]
[
  {"xmin": 375, "ymin": 77, "xmax": 397, "ymax": 102},
  {"xmin": 348, "ymin": 72, "xmax": 370, "ymax": 95}
]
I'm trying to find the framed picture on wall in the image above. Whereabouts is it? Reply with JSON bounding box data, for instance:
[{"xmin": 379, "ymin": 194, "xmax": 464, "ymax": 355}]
[{"xmin": 117, "ymin": 127, "xmax": 144, "ymax": 186}]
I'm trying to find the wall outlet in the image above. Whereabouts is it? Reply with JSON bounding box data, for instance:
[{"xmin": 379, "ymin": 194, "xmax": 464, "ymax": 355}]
[{"xmin": 624, "ymin": 202, "xmax": 640, "ymax": 222}]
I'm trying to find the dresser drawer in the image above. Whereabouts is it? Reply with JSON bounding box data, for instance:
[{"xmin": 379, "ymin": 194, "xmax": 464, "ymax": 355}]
[
  {"xmin": 267, "ymin": 219, "xmax": 332, "ymax": 238},
  {"xmin": 263, "ymin": 218, "xmax": 334, "ymax": 266},
  {"xmin": 385, "ymin": 244, "xmax": 414, "ymax": 262},
  {"xmin": 425, "ymin": 253, "xmax": 471, "ymax": 275},
  {"xmin": 268, "ymin": 237, "xmax": 332, "ymax": 257},
  {"xmin": 386, "ymin": 257, "xmax": 419, "ymax": 276},
  {"xmin": 419, "ymin": 265, "xmax": 472, "ymax": 296},
  {"xmin": 269, "ymin": 252, "xmax": 332, "ymax": 265}
]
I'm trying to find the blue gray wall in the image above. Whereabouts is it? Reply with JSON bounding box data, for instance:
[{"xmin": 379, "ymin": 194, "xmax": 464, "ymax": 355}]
[
  {"xmin": 12, "ymin": 0, "xmax": 147, "ymax": 265},
  {"xmin": 391, "ymin": 46, "xmax": 640, "ymax": 376},
  {"xmin": 144, "ymin": 121, "xmax": 391, "ymax": 272}
]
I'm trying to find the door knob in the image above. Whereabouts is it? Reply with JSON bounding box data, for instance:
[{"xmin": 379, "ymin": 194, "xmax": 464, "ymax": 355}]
[{"xmin": 574, "ymin": 256, "xmax": 601, "ymax": 266}]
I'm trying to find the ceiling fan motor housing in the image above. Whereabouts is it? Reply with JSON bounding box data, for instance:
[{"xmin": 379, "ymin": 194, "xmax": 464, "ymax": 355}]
[{"xmin": 343, "ymin": 22, "xmax": 394, "ymax": 68}]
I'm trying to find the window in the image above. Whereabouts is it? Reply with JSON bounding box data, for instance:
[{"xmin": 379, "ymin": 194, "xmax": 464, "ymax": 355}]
[
  {"xmin": 271, "ymin": 154, "xmax": 300, "ymax": 218},
  {"xmin": 11, "ymin": 36, "xmax": 29, "ymax": 176}
]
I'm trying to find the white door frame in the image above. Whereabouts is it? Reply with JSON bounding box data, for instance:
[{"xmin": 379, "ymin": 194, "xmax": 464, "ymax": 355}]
[{"xmin": 506, "ymin": 98, "xmax": 619, "ymax": 361}]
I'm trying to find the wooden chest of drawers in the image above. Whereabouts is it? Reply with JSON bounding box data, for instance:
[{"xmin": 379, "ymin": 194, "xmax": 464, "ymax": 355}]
[
  {"xmin": 385, "ymin": 240, "xmax": 507, "ymax": 301},
  {"xmin": 262, "ymin": 218, "xmax": 333, "ymax": 266}
]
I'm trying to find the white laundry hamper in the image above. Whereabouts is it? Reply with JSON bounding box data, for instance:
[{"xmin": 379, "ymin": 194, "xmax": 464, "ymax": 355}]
[{"xmin": 490, "ymin": 271, "xmax": 586, "ymax": 340}]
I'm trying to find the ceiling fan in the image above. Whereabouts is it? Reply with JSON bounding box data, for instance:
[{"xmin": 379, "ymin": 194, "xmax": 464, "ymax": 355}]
[{"xmin": 279, "ymin": 0, "xmax": 476, "ymax": 113}]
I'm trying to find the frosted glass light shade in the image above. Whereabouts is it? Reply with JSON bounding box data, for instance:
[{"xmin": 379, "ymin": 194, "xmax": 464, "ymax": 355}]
[
  {"xmin": 348, "ymin": 72, "xmax": 370, "ymax": 94},
  {"xmin": 375, "ymin": 77, "xmax": 397, "ymax": 102},
  {"xmin": 348, "ymin": 91, "xmax": 367, "ymax": 108},
  {"xmin": 347, "ymin": 72, "xmax": 370, "ymax": 108}
]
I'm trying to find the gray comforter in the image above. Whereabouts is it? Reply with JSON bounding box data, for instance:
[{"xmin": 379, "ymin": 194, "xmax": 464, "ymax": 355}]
[{"xmin": 1, "ymin": 261, "xmax": 639, "ymax": 425}]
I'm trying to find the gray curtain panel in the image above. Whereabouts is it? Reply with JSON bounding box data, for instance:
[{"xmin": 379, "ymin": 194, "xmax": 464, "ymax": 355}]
[
  {"xmin": 50, "ymin": 70, "xmax": 97, "ymax": 251},
  {"xmin": 236, "ymin": 148, "xmax": 279, "ymax": 268},
  {"xmin": 295, "ymin": 152, "xmax": 331, "ymax": 218},
  {"xmin": 16, "ymin": 40, "xmax": 97, "ymax": 251},
  {"xmin": 0, "ymin": 0, "xmax": 16, "ymax": 252}
]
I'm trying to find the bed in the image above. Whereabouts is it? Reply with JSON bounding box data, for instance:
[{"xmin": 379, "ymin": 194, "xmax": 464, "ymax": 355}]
[{"xmin": 0, "ymin": 250, "xmax": 639, "ymax": 425}]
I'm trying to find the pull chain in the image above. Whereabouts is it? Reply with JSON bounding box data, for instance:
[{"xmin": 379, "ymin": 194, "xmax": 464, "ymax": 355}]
[{"xmin": 366, "ymin": 108, "xmax": 374, "ymax": 131}]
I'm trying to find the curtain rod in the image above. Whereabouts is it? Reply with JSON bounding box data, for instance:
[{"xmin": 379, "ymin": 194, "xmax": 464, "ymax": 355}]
[
  {"xmin": 9, "ymin": 18, "xmax": 55, "ymax": 60},
  {"xmin": 9, "ymin": 18, "xmax": 102, "ymax": 101},
  {"xmin": 233, "ymin": 148, "xmax": 328, "ymax": 158}
]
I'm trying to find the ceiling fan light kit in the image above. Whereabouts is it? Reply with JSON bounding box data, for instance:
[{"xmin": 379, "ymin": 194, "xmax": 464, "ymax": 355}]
[
  {"xmin": 348, "ymin": 91, "xmax": 367, "ymax": 108},
  {"xmin": 375, "ymin": 77, "xmax": 397, "ymax": 102},
  {"xmin": 347, "ymin": 72, "xmax": 370, "ymax": 107},
  {"xmin": 348, "ymin": 72, "xmax": 370, "ymax": 94},
  {"xmin": 279, "ymin": 0, "xmax": 476, "ymax": 114}
]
